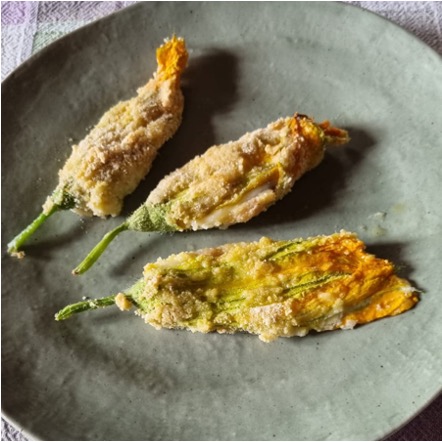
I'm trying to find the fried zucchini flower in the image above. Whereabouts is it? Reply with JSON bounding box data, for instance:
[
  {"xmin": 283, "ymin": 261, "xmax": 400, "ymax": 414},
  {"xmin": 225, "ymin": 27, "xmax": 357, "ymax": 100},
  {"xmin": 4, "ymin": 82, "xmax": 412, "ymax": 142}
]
[
  {"xmin": 74, "ymin": 113, "xmax": 350, "ymax": 274},
  {"xmin": 8, "ymin": 36, "xmax": 188, "ymax": 258},
  {"xmin": 57, "ymin": 231, "xmax": 419, "ymax": 342}
]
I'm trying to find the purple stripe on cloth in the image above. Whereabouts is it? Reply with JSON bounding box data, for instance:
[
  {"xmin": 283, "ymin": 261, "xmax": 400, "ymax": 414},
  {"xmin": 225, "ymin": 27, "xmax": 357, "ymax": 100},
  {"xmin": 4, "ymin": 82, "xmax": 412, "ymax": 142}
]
[
  {"xmin": 37, "ymin": 1, "xmax": 122, "ymax": 23},
  {"xmin": 1, "ymin": 1, "xmax": 29, "ymax": 25}
]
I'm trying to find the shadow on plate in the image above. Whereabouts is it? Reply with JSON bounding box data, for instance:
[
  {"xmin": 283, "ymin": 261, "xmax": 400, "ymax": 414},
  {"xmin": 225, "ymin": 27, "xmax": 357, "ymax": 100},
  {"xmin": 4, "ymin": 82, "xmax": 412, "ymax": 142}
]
[
  {"xmin": 233, "ymin": 126, "xmax": 377, "ymax": 228},
  {"xmin": 12, "ymin": 217, "xmax": 94, "ymax": 261},
  {"xmin": 366, "ymin": 241, "xmax": 422, "ymax": 292}
]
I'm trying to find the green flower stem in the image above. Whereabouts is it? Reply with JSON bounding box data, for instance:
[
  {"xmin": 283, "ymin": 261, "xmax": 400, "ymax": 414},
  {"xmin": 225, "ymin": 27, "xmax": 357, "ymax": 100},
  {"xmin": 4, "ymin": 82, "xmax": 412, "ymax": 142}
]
[
  {"xmin": 55, "ymin": 279, "xmax": 144, "ymax": 321},
  {"xmin": 55, "ymin": 295, "xmax": 119, "ymax": 321},
  {"xmin": 73, "ymin": 204, "xmax": 175, "ymax": 275},
  {"xmin": 72, "ymin": 222, "xmax": 129, "ymax": 275},
  {"xmin": 7, "ymin": 204, "xmax": 61, "ymax": 257}
]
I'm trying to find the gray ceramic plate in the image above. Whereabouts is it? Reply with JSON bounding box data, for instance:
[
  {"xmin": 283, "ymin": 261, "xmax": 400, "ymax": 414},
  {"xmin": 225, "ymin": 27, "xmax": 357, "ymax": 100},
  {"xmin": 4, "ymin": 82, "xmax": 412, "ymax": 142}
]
[{"xmin": 2, "ymin": 2, "xmax": 441, "ymax": 440}]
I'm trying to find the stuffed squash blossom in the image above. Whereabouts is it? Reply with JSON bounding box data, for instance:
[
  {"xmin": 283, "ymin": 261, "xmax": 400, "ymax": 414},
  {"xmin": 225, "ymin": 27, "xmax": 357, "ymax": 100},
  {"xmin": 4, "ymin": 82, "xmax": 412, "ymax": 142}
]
[
  {"xmin": 57, "ymin": 231, "xmax": 419, "ymax": 342},
  {"xmin": 8, "ymin": 36, "xmax": 188, "ymax": 258}
]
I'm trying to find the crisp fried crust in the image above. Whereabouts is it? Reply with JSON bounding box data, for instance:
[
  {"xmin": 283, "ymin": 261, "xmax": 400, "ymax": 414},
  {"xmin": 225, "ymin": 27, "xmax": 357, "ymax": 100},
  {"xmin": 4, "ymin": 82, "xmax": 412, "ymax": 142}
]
[
  {"xmin": 146, "ymin": 114, "xmax": 348, "ymax": 230},
  {"xmin": 56, "ymin": 36, "xmax": 187, "ymax": 217},
  {"xmin": 135, "ymin": 231, "xmax": 418, "ymax": 342}
]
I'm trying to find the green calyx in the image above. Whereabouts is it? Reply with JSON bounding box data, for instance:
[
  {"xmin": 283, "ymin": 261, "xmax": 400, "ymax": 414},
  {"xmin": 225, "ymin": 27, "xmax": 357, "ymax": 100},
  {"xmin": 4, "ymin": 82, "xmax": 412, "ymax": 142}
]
[
  {"xmin": 73, "ymin": 204, "xmax": 176, "ymax": 275},
  {"xmin": 127, "ymin": 203, "xmax": 177, "ymax": 232},
  {"xmin": 50, "ymin": 186, "xmax": 76, "ymax": 211}
]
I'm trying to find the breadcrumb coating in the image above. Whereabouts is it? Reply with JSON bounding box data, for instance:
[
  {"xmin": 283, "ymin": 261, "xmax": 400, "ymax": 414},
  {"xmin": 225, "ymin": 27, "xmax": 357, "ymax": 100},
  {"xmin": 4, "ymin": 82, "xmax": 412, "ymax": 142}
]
[
  {"xmin": 54, "ymin": 36, "xmax": 188, "ymax": 217},
  {"xmin": 145, "ymin": 114, "xmax": 349, "ymax": 230},
  {"xmin": 56, "ymin": 231, "xmax": 419, "ymax": 343},
  {"xmin": 137, "ymin": 231, "xmax": 418, "ymax": 342}
]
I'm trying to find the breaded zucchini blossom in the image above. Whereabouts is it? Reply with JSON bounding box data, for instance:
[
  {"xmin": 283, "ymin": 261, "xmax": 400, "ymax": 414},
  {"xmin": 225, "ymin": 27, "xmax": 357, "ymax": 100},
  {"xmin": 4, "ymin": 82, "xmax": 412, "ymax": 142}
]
[
  {"xmin": 57, "ymin": 231, "xmax": 419, "ymax": 342},
  {"xmin": 8, "ymin": 36, "xmax": 188, "ymax": 258}
]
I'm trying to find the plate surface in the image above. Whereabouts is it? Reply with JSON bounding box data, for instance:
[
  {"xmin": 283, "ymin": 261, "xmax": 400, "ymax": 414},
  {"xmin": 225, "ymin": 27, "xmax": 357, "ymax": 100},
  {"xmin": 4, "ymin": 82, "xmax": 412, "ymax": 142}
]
[{"xmin": 2, "ymin": 2, "xmax": 441, "ymax": 440}]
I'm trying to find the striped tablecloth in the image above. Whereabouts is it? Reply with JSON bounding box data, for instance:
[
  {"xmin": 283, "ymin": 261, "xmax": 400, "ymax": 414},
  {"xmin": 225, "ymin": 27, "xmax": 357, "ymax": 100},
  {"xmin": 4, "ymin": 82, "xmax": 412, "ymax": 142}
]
[{"xmin": 1, "ymin": 2, "xmax": 441, "ymax": 440}]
